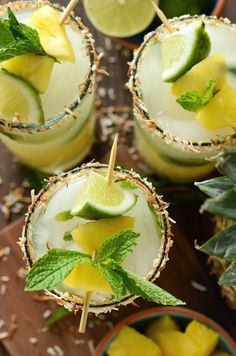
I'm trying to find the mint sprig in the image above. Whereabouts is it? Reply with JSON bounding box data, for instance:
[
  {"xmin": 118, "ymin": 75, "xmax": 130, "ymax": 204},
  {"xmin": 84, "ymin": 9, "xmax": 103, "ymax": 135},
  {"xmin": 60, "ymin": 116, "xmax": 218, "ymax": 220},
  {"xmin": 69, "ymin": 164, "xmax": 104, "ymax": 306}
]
[
  {"xmin": 0, "ymin": 8, "xmax": 54, "ymax": 62},
  {"xmin": 26, "ymin": 230, "xmax": 184, "ymax": 306},
  {"xmin": 176, "ymin": 79, "xmax": 217, "ymax": 112}
]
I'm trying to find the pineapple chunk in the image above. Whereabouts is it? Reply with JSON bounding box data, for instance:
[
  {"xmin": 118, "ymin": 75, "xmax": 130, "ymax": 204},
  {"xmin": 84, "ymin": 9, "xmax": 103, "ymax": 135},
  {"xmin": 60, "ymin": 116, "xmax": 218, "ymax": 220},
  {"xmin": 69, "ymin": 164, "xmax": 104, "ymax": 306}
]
[
  {"xmin": 196, "ymin": 84, "xmax": 236, "ymax": 130},
  {"xmin": 185, "ymin": 320, "xmax": 219, "ymax": 356},
  {"xmin": 29, "ymin": 5, "xmax": 75, "ymax": 62},
  {"xmin": 154, "ymin": 331, "xmax": 200, "ymax": 356},
  {"xmin": 146, "ymin": 316, "xmax": 180, "ymax": 344},
  {"xmin": 172, "ymin": 54, "xmax": 227, "ymax": 96},
  {"xmin": 107, "ymin": 326, "xmax": 163, "ymax": 356},
  {"xmin": 1, "ymin": 54, "xmax": 54, "ymax": 93},
  {"xmin": 64, "ymin": 262, "xmax": 113, "ymax": 294},
  {"xmin": 71, "ymin": 216, "xmax": 135, "ymax": 254}
]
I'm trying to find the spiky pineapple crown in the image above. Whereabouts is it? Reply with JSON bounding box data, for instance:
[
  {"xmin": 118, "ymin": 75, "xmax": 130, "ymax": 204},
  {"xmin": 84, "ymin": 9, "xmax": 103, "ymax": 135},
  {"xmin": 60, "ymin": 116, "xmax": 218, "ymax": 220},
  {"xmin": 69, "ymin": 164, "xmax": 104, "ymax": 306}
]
[{"xmin": 195, "ymin": 149, "xmax": 236, "ymax": 287}]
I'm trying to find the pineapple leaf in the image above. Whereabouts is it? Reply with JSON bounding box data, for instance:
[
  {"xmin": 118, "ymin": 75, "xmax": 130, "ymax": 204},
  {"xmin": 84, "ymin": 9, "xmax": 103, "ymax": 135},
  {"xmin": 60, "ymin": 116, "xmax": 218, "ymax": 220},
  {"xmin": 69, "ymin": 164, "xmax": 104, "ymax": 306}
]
[
  {"xmin": 195, "ymin": 176, "xmax": 234, "ymax": 198},
  {"xmin": 219, "ymin": 262, "xmax": 236, "ymax": 286},
  {"xmin": 200, "ymin": 188, "xmax": 236, "ymax": 221},
  {"xmin": 215, "ymin": 149, "xmax": 236, "ymax": 183},
  {"xmin": 196, "ymin": 224, "xmax": 236, "ymax": 261}
]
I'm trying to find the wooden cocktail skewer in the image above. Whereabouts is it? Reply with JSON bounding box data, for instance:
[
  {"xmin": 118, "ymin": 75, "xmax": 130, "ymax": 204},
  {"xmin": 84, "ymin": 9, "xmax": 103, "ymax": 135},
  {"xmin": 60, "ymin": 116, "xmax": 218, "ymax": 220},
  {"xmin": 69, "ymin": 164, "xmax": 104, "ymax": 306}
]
[
  {"xmin": 79, "ymin": 250, "xmax": 96, "ymax": 333},
  {"xmin": 59, "ymin": 0, "xmax": 79, "ymax": 25},
  {"xmin": 106, "ymin": 133, "xmax": 118, "ymax": 185},
  {"xmin": 151, "ymin": 1, "xmax": 174, "ymax": 33},
  {"xmin": 79, "ymin": 134, "xmax": 119, "ymax": 333}
]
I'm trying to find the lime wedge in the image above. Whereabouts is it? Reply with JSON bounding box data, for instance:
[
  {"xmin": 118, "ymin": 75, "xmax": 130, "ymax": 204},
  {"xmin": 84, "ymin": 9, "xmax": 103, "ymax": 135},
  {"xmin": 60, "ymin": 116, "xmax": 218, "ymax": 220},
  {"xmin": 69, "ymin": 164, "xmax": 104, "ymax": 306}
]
[
  {"xmin": 0, "ymin": 69, "xmax": 44, "ymax": 124},
  {"xmin": 71, "ymin": 172, "xmax": 137, "ymax": 219},
  {"xmin": 161, "ymin": 22, "xmax": 211, "ymax": 83},
  {"xmin": 84, "ymin": 0, "xmax": 157, "ymax": 37}
]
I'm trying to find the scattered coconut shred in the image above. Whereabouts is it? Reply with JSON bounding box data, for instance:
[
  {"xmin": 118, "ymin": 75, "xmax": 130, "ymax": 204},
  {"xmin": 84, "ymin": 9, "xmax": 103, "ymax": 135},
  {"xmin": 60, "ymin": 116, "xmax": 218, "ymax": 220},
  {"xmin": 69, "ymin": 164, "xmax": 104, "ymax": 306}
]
[
  {"xmin": 0, "ymin": 185, "xmax": 31, "ymax": 220},
  {"xmin": 0, "ymin": 314, "xmax": 18, "ymax": 340}
]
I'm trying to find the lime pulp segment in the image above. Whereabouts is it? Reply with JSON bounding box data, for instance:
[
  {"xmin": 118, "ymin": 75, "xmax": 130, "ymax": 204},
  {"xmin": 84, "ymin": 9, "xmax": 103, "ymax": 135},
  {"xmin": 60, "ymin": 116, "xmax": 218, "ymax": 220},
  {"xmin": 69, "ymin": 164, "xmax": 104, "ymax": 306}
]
[
  {"xmin": 0, "ymin": 69, "xmax": 44, "ymax": 124},
  {"xmin": 161, "ymin": 22, "xmax": 211, "ymax": 83},
  {"xmin": 71, "ymin": 171, "xmax": 137, "ymax": 219},
  {"xmin": 84, "ymin": 0, "xmax": 158, "ymax": 37}
]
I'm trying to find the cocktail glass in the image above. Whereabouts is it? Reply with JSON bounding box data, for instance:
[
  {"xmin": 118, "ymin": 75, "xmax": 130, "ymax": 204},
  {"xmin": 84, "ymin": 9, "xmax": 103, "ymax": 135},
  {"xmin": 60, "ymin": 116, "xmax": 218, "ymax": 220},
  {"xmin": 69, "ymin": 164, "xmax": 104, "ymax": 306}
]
[
  {"xmin": 0, "ymin": 1, "xmax": 97, "ymax": 174},
  {"xmin": 128, "ymin": 16, "xmax": 236, "ymax": 183}
]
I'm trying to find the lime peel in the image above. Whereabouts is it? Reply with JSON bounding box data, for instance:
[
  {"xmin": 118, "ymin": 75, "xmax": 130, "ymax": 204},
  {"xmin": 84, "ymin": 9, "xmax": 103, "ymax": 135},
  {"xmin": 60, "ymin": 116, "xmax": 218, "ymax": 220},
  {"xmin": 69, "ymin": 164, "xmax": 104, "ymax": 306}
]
[
  {"xmin": 0, "ymin": 69, "xmax": 44, "ymax": 124},
  {"xmin": 162, "ymin": 21, "xmax": 211, "ymax": 83},
  {"xmin": 71, "ymin": 172, "xmax": 137, "ymax": 219}
]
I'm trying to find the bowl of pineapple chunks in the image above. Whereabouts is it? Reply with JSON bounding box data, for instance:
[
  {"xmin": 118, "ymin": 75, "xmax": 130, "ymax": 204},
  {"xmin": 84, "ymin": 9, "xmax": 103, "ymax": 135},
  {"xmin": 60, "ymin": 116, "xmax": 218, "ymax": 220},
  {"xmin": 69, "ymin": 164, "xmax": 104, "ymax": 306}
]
[{"xmin": 95, "ymin": 307, "xmax": 236, "ymax": 356}]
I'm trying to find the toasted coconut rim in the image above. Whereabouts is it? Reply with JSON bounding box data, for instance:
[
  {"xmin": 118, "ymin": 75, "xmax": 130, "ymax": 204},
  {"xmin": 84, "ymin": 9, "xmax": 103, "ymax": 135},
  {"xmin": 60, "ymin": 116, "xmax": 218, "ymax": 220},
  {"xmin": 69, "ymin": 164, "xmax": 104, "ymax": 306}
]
[
  {"xmin": 20, "ymin": 162, "xmax": 173, "ymax": 314},
  {"xmin": 0, "ymin": 0, "xmax": 98, "ymax": 134},
  {"xmin": 128, "ymin": 15, "xmax": 236, "ymax": 153}
]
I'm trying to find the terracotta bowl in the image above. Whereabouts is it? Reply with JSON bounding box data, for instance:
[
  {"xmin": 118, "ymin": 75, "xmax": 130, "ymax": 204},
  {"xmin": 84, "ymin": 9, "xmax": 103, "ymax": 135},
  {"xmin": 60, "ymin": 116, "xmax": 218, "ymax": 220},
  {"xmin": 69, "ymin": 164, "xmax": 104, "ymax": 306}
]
[
  {"xmin": 95, "ymin": 307, "xmax": 236, "ymax": 356},
  {"xmin": 114, "ymin": 0, "xmax": 227, "ymax": 49}
]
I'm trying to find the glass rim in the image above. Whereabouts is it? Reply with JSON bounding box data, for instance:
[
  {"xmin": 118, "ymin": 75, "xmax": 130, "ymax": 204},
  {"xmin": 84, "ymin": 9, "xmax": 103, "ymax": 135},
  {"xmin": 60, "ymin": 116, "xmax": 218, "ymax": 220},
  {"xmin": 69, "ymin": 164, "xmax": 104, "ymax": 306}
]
[
  {"xmin": 128, "ymin": 15, "xmax": 236, "ymax": 152},
  {"xmin": 20, "ymin": 162, "xmax": 172, "ymax": 313},
  {"xmin": 0, "ymin": 0, "xmax": 98, "ymax": 133}
]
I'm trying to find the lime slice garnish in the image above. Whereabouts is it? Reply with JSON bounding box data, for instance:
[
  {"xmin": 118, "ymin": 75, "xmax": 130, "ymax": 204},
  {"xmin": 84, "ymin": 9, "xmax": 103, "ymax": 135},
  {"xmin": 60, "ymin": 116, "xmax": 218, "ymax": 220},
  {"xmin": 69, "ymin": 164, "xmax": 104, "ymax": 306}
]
[
  {"xmin": 161, "ymin": 22, "xmax": 211, "ymax": 83},
  {"xmin": 84, "ymin": 0, "xmax": 157, "ymax": 37},
  {"xmin": 71, "ymin": 172, "xmax": 137, "ymax": 219},
  {"xmin": 0, "ymin": 69, "xmax": 44, "ymax": 125}
]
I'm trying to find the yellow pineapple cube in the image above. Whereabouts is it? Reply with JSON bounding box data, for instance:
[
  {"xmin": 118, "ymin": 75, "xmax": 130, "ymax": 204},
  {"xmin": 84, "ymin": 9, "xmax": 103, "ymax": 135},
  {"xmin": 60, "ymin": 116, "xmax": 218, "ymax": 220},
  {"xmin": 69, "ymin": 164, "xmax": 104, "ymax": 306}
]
[
  {"xmin": 172, "ymin": 54, "xmax": 227, "ymax": 96},
  {"xmin": 1, "ymin": 54, "xmax": 54, "ymax": 93},
  {"xmin": 29, "ymin": 5, "xmax": 75, "ymax": 62},
  {"xmin": 71, "ymin": 216, "xmax": 135, "ymax": 254},
  {"xmin": 146, "ymin": 316, "xmax": 180, "ymax": 344},
  {"xmin": 196, "ymin": 84, "xmax": 236, "ymax": 130},
  {"xmin": 154, "ymin": 330, "xmax": 200, "ymax": 356},
  {"xmin": 107, "ymin": 326, "xmax": 163, "ymax": 356},
  {"xmin": 185, "ymin": 320, "xmax": 219, "ymax": 356},
  {"xmin": 63, "ymin": 262, "xmax": 112, "ymax": 294}
]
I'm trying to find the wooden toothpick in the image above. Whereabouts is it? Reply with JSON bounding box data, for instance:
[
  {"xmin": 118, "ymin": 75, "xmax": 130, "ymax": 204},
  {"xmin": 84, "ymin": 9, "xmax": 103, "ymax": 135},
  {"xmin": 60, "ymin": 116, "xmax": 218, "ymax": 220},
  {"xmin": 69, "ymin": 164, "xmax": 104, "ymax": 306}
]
[
  {"xmin": 151, "ymin": 1, "xmax": 174, "ymax": 33},
  {"xmin": 106, "ymin": 134, "xmax": 118, "ymax": 185},
  {"xmin": 78, "ymin": 135, "xmax": 118, "ymax": 333},
  {"xmin": 79, "ymin": 250, "xmax": 96, "ymax": 333},
  {"xmin": 59, "ymin": 0, "xmax": 79, "ymax": 25}
]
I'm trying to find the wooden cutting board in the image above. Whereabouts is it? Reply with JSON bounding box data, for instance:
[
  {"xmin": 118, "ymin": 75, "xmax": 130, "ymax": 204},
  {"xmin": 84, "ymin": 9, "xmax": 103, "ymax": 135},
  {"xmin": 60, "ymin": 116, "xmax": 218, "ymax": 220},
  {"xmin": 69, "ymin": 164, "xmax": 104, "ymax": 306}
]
[{"xmin": 0, "ymin": 215, "xmax": 235, "ymax": 356}]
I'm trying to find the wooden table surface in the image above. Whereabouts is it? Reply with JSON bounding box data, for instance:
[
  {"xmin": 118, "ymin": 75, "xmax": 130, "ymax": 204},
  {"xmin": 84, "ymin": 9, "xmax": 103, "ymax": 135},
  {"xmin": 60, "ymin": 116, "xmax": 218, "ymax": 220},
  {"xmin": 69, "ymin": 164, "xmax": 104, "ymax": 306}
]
[{"xmin": 0, "ymin": 1, "xmax": 236, "ymax": 355}]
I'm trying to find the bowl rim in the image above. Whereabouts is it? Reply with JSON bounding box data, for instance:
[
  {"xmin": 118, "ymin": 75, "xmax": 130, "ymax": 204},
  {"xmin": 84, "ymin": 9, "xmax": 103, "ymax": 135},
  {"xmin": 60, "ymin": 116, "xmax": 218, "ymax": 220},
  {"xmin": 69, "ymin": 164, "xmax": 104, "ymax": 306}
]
[{"xmin": 95, "ymin": 306, "xmax": 236, "ymax": 355}]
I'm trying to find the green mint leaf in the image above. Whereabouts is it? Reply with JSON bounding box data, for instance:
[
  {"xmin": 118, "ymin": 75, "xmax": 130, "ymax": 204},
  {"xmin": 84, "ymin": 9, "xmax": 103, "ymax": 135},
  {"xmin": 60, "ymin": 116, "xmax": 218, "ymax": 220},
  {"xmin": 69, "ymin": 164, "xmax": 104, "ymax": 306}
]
[
  {"xmin": 196, "ymin": 224, "xmax": 236, "ymax": 261},
  {"xmin": 97, "ymin": 230, "xmax": 139, "ymax": 264},
  {"xmin": 219, "ymin": 262, "xmax": 236, "ymax": 286},
  {"xmin": 97, "ymin": 263, "xmax": 126, "ymax": 301},
  {"xmin": 120, "ymin": 181, "xmax": 138, "ymax": 190},
  {"xmin": 47, "ymin": 306, "xmax": 71, "ymax": 326},
  {"xmin": 0, "ymin": 8, "xmax": 54, "ymax": 62},
  {"xmin": 25, "ymin": 248, "xmax": 91, "ymax": 291},
  {"xmin": 177, "ymin": 91, "xmax": 203, "ymax": 112},
  {"xmin": 7, "ymin": 7, "xmax": 47, "ymax": 56},
  {"xmin": 55, "ymin": 210, "xmax": 73, "ymax": 221},
  {"xmin": 176, "ymin": 79, "xmax": 217, "ymax": 112},
  {"xmin": 114, "ymin": 265, "xmax": 184, "ymax": 306},
  {"xmin": 200, "ymin": 188, "xmax": 236, "ymax": 221},
  {"xmin": 195, "ymin": 176, "xmax": 234, "ymax": 198},
  {"xmin": 202, "ymin": 79, "xmax": 217, "ymax": 104},
  {"xmin": 63, "ymin": 231, "xmax": 73, "ymax": 241},
  {"xmin": 0, "ymin": 19, "xmax": 14, "ymax": 46}
]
